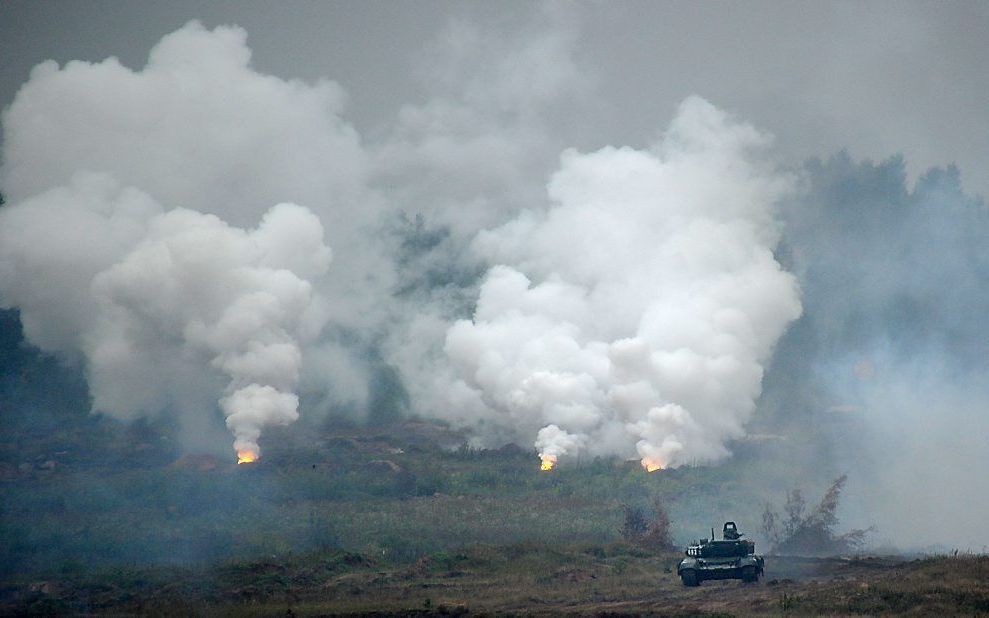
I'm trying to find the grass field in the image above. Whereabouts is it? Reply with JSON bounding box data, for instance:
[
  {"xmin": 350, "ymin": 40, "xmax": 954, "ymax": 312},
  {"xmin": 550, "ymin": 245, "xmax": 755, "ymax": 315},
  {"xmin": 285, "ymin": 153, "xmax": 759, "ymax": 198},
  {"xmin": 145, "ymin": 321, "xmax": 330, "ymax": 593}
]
[
  {"xmin": 5, "ymin": 543, "xmax": 989, "ymax": 615},
  {"xmin": 0, "ymin": 417, "xmax": 827, "ymax": 577},
  {"xmin": 4, "ymin": 414, "xmax": 983, "ymax": 615}
]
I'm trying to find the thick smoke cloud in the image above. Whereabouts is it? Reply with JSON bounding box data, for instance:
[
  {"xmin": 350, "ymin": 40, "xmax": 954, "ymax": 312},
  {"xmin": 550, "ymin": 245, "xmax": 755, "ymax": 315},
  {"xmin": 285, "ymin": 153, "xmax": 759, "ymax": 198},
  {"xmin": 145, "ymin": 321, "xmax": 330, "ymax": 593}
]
[
  {"xmin": 0, "ymin": 21, "xmax": 377, "ymax": 454},
  {"xmin": 0, "ymin": 21, "xmax": 393, "ymax": 418},
  {"xmin": 0, "ymin": 19, "xmax": 802, "ymax": 467},
  {"xmin": 3, "ymin": 13, "xmax": 988, "ymax": 552},
  {"xmin": 0, "ymin": 172, "xmax": 330, "ymax": 458},
  {"xmin": 437, "ymin": 98, "xmax": 802, "ymax": 467},
  {"xmin": 1, "ymin": 21, "xmax": 365, "ymax": 222}
]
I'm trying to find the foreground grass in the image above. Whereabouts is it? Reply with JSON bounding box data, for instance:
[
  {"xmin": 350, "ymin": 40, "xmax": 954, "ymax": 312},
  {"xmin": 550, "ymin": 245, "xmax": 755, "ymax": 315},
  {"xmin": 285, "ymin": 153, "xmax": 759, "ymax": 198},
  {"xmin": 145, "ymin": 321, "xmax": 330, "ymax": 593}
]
[
  {"xmin": 5, "ymin": 545, "xmax": 989, "ymax": 616},
  {"xmin": 1, "ymin": 542, "xmax": 676, "ymax": 615},
  {"xmin": 786, "ymin": 554, "xmax": 989, "ymax": 615}
]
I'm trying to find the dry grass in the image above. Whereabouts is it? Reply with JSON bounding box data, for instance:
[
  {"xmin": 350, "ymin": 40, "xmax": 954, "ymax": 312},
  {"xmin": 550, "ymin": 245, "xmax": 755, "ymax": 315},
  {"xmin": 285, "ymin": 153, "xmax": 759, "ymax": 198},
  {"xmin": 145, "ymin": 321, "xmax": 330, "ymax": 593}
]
[
  {"xmin": 7, "ymin": 546, "xmax": 988, "ymax": 616},
  {"xmin": 785, "ymin": 554, "xmax": 989, "ymax": 615},
  {"xmin": 4, "ymin": 418, "xmax": 985, "ymax": 615}
]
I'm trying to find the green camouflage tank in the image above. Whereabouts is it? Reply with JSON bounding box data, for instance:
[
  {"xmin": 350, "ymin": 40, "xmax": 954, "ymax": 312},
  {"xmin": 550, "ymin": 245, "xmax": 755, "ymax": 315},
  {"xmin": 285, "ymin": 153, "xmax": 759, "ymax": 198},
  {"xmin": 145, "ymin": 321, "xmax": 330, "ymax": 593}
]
[{"xmin": 676, "ymin": 521, "xmax": 765, "ymax": 586}]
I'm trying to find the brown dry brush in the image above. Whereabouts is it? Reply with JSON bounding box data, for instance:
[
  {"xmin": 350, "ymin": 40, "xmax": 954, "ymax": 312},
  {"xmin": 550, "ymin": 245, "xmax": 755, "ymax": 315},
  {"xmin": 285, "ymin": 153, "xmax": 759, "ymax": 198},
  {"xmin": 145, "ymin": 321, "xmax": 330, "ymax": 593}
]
[
  {"xmin": 762, "ymin": 474, "xmax": 874, "ymax": 555},
  {"xmin": 621, "ymin": 498, "xmax": 674, "ymax": 550}
]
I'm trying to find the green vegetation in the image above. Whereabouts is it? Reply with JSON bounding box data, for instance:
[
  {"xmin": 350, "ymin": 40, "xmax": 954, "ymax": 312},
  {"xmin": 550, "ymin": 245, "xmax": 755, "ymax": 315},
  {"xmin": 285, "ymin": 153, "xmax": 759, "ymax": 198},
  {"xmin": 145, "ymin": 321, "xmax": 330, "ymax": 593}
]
[
  {"xmin": 1, "ymin": 412, "xmax": 833, "ymax": 582},
  {"xmin": 1, "ymin": 542, "xmax": 681, "ymax": 615},
  {"xmin": 620, "ymin": 498, "xmax": 674, "ymax": 550},
  {"xmin": 761, "ymin": 475, "xmax": 874, "ymax": 556},
  {"xmin": 11, "ymin": 307, "xmax": 964, "ymax": 614},
  {"xmin": 6, "ymin": 542, "xmax": 989, "ymax": 615}
]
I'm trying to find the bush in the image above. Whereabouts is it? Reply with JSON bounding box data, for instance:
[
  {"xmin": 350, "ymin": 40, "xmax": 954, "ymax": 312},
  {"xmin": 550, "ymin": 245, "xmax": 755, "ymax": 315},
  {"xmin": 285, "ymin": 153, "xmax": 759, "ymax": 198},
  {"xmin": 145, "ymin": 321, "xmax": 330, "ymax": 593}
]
[
  {"xmin": 620, "ymin": 498, "xmax": 674, "ymax": 550},
  {"xmin": 762, "ymin": 475, "xmax": 873, "ymax": 555},
  {"xmin": 641, "ymin": 498, "xmax": 674, "ymax": 550},
  {"xmin": 620, "ymin": 504, "xmax": 649, "ymax": 541}
]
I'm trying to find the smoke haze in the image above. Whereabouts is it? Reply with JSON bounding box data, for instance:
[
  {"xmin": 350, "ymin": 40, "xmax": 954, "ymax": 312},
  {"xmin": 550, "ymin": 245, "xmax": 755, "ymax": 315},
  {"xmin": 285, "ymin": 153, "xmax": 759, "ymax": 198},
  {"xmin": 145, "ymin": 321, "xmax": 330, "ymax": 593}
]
[
  {"xmin": 770, "ymin": 156, "xmax": 989, "ymax": 548},
  {"xmin": 1, "ymin": 8, "xmax": 988, "ymax": 550}
]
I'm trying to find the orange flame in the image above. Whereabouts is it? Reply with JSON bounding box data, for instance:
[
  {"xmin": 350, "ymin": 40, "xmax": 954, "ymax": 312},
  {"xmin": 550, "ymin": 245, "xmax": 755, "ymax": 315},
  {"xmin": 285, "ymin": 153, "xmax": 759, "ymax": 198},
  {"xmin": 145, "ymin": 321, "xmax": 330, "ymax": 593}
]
[
  {"xmin": 237, "ymin": 450, "xmax": 258, "ymax": 465},
  {"xmin": 539, "ymin": 454, "xmax": 557, "ymax": 471},
  {"xmin": 640, "ymin": 457, "xmax": 664, "ymax": 472}
]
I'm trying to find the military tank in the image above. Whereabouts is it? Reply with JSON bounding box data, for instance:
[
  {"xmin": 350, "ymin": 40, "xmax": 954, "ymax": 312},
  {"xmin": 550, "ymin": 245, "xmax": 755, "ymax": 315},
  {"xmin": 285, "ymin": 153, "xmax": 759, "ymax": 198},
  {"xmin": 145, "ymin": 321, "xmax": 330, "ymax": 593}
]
[{"xmin": 676, "ymin": 521, "xmax": 764, "ymax": 586}]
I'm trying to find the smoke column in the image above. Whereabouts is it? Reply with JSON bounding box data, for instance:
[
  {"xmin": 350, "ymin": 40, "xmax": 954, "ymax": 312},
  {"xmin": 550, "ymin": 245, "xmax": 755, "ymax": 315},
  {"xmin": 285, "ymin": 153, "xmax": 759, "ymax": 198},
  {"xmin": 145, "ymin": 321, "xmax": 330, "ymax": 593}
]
[
  {"xmin": 441, "ymin": 97, "xmax": 802, "ymax": 467},
  {"xmin": 0, "ymin": 20, "xmax": 387, "ymax": 420},
  {"xmin": 3, "ymin": 13, "xmax": 988, "ymax": 551},
  {"xmin": 1, "ymin": 20, "xmax": 798, "ymax": 472},
  {"xmin": 0, "ymin": 173, "xmax": 331, "ymax": 459}
]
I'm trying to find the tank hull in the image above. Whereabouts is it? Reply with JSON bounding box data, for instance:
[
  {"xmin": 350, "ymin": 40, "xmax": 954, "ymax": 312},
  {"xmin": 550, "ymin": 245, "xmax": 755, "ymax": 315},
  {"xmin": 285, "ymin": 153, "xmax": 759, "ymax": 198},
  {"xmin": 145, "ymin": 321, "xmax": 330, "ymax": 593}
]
[
  {"xmin": 677, "ymin": 525, "xmax": 765, "ymax": 586},
  {"xmin": 677, "ymin": 555, "xmax": 764, "ymax": 585}
]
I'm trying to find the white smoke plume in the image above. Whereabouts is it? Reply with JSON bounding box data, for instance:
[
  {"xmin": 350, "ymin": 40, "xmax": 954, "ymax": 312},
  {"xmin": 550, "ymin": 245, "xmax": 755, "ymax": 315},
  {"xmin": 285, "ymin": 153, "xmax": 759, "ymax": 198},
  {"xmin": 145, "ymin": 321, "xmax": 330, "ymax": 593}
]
[
  {"xmin": 1, "ymin": 21, "xmax": 365, "ymax": 222},
  {"xmin": 0, "ymin": 21, "xmax": 388, "ymax": 418},
  {"xmin": 0, "ymin": 173, "xmax": 331, "ymax": 458},
  {"xmin": 440, "ymin": 97, "xmax": 802, "ymax": 467},
  {"xmin": 0, "ymin": 19, "xmax": 800, "ymax": 469},
  {"xmin": 3, "ymin": 9, "xmax": 988, "ymax": 553},
  {"xmin": 0, "ymin": 21, "xmax": 375, "ymax": 453},
  {"xmin": 534, "ymin": 424, "xmax": 584, "ymax": 469}
]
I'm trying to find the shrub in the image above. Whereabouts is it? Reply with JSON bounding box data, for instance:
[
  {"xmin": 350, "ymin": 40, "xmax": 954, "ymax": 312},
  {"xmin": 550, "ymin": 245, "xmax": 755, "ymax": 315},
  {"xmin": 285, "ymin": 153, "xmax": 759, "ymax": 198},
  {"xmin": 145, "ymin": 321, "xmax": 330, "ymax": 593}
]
[
  {"xmin": 762, "ymin": 475, "xmax": 873, "ymax": 555},
  {"xmin": 641, "ymin": 498, "xmax": 674, "ymax": 550},
  {"xmin": 620, "ymin": 498, "xmax": 674, "ymax": 550},
  {"xmin": 620, "ymin": 504, "xmax": 649, "ymax": 541}
]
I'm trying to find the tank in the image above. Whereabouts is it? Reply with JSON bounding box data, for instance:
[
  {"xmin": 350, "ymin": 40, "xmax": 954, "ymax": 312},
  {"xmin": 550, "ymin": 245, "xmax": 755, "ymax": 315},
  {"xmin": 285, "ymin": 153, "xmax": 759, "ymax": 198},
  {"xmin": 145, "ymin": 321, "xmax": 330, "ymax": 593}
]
[{"xmin": 676, "ymin": 521, "xmax": 764, "ymax": 586}]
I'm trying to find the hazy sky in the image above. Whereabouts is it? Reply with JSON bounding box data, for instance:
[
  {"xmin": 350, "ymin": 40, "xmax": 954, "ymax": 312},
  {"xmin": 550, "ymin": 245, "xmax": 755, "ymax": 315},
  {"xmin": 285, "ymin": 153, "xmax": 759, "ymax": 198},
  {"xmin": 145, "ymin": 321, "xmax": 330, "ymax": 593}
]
[{"xmin": 3, "ymin": 1, "xmax": 988, "ymax": 197}]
